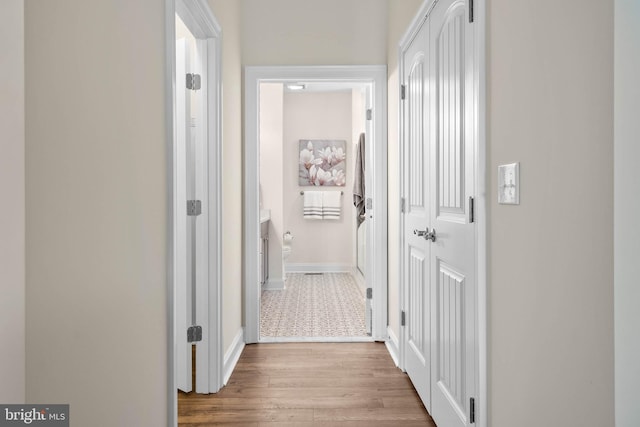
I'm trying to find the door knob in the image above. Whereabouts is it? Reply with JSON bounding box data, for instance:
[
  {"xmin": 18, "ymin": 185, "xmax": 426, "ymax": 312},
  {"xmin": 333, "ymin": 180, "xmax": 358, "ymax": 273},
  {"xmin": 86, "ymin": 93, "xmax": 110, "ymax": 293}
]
[
  {"xmin": 413, "ymin": 228, "xmax": 436, "ymax": 242},
  {"xmin": 414, "ymin": 229, "xmax": 428, "ymax": 237}
]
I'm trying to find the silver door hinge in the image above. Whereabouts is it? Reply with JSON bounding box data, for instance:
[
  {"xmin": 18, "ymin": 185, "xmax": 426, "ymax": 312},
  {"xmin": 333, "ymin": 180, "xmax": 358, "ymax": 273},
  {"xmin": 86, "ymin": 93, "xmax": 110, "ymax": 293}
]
[
  {"xmin": 186, "ymin": 73, "xmax": 201, "ymax": 90},
  {"xmin": 401, "ymin": 84, "xmax": 406, "ymax": 100},
  {"xmin": 187, "ymin": 200, "xmax": 202, "ymax": 216},
  {"xmin": 366, "ymin": 109, "xmax": 372, "ymax": 120},
  {"xmin": 187, "ymin": 325, "xmax": 202, "ymax": 342},
  {"xmin": 469, "ymin": 196, "xmax": 475, "ymax": 223},
  {"xmin": 366, "ymin": 288, "xmax": 372, "ymax": 299},
  {"xmin": 470, "ymin": 397, "xmax": 476, "ymax": 423},
  {"xmin": 401, "ymin": 310, "xmax": 406, "ymax": 326},
  {"xmin": 469, "ymin": 0, "xmax": 474, "ymax": 23},
  {"xmin": 401, "ymin": 197, "xmax": 406, "ymax": 213},
  {"xmin": 366, "ymin": 198, "xmax": 373, "ymax": 210}
]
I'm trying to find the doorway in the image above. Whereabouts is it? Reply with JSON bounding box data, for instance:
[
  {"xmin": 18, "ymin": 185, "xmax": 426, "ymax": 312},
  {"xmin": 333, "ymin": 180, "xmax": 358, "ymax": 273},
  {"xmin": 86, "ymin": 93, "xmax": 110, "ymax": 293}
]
[
  {"xmin": 168, "ymin": 0, "xmax": 223, "ymax": 423},
  {"xmin": 244, "ymin": 66, "xmax": 388, "ymax": 344},
  {"xmin": 258, "ymin": 82, "xmax": 371, "ymax": 341}
]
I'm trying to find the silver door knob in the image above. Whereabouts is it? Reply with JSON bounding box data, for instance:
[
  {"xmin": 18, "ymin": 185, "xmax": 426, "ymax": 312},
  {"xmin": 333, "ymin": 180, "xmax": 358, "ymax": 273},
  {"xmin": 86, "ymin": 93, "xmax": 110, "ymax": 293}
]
[
  {"xmin": 425, "ymin": 228, "xmax": 436, "ymax": 242},
  {"xmin": 414, "ymin": 228, "xmax": 436, "ymax": 242}
]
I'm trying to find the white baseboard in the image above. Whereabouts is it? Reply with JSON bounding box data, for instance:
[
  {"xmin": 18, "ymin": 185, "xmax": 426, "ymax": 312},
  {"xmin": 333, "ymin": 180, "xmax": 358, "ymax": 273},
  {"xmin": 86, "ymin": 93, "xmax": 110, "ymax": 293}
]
[
  {"xmin": 385, "ymin": 326, "xmax": 400, "ymax": 368},
  {"xmin": 285, "ymin": 263, "xmax": 353, "ymax": 273},
  {"xmin": 262, "ymin": 278, "xmax": 285, "ymax": 290},
  {"xmin": 223, "ymin": 328, "xmax": 245, "ymax": 385}
]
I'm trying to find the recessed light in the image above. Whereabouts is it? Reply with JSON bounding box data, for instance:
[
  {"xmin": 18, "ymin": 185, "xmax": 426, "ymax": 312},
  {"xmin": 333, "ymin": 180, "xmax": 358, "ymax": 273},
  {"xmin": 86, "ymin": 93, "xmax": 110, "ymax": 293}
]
[{"xmin": 286, "ymin": 83, "xmax": 306, "ymax": 91}]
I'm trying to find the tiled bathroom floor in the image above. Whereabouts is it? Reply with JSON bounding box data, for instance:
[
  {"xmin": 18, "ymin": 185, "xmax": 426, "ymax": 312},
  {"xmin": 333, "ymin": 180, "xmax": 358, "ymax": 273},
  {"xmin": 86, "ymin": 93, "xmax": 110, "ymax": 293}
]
[{"xmin": 260, "ymin": 273, "xmax": 368, "ymax": 340}]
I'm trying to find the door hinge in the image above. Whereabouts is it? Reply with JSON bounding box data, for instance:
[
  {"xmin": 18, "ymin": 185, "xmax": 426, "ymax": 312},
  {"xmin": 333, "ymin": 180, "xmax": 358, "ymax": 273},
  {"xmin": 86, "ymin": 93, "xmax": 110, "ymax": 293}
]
[
  {"xmin": 187, "ymin": 325, "xmax": 202, "ymax": 342},
  {"xmin": 366, "ymin": 109, "xmax": 372, "ymax": 120},
  {"xmin": 401, "ymin": 197, "xmax": 406, "ymax": 213},
  {"xmin": 401, "ymin": 84, "xmax": 406, "ymax": 100},
  {"xmin": 366, "ymin": 198, "xmax": 373, "ymax": 210},
  {"xmin": 187, "ymin": 200, "xmax": 202, "ymax": 216},
  {"xmin": 366, "ymin": 288, "xmax": 373, "ymax": 299},
  {"xmin": 469, "ymin": 0, "xmax": 474, "ymax": 23},
  {"xmin": 469, "ymin": 196, "xmax": 475, "ymax": 223},
  {"xmin": 470, "ymin": 397, "xmax": 476, "ymax": 423},
  {"xmin": 401, "ymin": 310, "xmax": 406, "ymax": 326},
  {"xmin": 186, "ymin": 73, "xmax": 201, "ymax": 90}
]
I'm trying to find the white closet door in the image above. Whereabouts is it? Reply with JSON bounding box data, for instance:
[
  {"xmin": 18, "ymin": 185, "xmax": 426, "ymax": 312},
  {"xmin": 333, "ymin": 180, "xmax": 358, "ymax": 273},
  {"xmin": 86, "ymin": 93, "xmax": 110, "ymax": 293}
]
[{"xmin": 402, "ymin": 18, "xmax": 432, "ymax": 410}]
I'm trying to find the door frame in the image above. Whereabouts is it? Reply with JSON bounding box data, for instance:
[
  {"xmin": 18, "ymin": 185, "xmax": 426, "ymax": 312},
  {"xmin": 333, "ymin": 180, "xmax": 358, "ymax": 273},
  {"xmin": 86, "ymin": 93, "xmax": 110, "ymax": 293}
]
[
  {"xmin": 243, "ymin": 65, "xmax": 388, "ymax": 343},
  {"xmin": 397, "ymin": 1, "xmax": 486, "ymax": 426},
  {"xmin": 165, "ymin": 0, "xmax": 223, "ymax": 424}
]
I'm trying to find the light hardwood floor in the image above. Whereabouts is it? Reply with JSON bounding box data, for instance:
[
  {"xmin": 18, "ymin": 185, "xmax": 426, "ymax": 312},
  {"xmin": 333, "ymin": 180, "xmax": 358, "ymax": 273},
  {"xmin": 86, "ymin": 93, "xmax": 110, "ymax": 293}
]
[{"xmin": 178, "ymin": 342, "xmax": 436, "ymax": 426}]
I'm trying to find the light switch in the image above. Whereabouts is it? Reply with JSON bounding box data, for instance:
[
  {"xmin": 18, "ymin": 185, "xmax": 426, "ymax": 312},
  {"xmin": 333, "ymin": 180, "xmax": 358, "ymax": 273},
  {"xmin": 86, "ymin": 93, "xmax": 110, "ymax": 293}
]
[{"xmin": 498, "ymin": 162, "xmax": 519, "ymax": 205}]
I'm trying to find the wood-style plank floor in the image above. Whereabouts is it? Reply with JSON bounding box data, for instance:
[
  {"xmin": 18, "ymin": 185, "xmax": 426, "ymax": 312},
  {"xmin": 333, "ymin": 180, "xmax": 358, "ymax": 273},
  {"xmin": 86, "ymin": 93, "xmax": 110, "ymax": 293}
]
[{"xmin": 178, "ymin": 342, "xmax": 436, "ymax": 426}]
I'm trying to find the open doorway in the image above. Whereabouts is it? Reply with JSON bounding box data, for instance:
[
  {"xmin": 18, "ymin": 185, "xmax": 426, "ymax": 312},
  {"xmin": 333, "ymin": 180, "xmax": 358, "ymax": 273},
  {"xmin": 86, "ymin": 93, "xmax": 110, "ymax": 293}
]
[
  {"xmin": 243, "ymin": 66, "xmax": 388, "ymax": 344},
  {"xmin": 258, "ymin": 82, "xmax": 371, "ymax": 341},
  {"xmin": 168, "ymin": 0, "xmax": 223, "ymax": 423}
]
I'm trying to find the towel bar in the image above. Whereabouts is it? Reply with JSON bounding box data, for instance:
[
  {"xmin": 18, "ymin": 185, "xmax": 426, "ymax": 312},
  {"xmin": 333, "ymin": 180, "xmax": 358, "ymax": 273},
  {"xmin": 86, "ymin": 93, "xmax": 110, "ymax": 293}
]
[{"xmin": 300, "ymin": 190, "xmax": 344, "ymax": 195}]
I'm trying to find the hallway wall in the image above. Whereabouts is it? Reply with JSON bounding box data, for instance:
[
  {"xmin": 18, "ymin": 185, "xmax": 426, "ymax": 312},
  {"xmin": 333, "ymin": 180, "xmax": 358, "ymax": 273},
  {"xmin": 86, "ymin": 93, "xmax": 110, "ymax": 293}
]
[
  {"xmin": 24, "ymin": 0, "xmax": 167, "ymax": 425},
  {"xmin": 488, "ymin": 0, "xmax": 614, "ymax": 425},
  {"xmin": 208, "ymin": 0, "xmax": 244, "ymax": 362},
  {"xmin": 0, "ymin": 0, "xmax": 26, "ymax": 404},
  {"xmin": 241, "ymin": 0, "xmax": 387, "ymax": 66}
]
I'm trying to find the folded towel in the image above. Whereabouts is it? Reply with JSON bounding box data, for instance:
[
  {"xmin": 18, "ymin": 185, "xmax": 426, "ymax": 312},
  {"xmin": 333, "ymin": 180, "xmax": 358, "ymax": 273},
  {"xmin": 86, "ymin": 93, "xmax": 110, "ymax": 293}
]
[
  {"xmin": 303, "ymin": 190, "xmax": 323, "ymax": 219},
  {"xmin": 322, "ymin": 191, "xmax": 342, "ymax": 220}
]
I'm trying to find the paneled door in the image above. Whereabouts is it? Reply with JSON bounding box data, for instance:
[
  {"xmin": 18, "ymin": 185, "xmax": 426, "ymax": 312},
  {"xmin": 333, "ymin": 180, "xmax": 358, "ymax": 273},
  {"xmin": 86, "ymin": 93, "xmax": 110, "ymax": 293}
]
[
  {"xmin": 402, "ymin": 17, "xmax": 432, "ymax": 410},
  {"xmin": 401, "ymin": 0, "xmax": 477, "ymax": 425},
  {"xmin": 428, "ymin": 0, "xmax": 476, "ymax": 426}
]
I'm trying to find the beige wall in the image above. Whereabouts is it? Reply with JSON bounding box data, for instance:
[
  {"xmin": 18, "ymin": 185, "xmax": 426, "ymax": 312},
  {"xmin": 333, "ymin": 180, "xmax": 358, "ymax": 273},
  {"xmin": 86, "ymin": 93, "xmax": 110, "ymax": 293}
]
[
  {"xmin": 208, "ymin": 0, "xmax": 243, "ymax": 353},
  {"xmin": 259, "ymin": 83, "xmax": 285, "ymax": 284},
  {"xmin": 0, "ymin": 0, "xmax": 26, "ymax": 404},
  {"xmin": 241, "ymin": 0, "xmax": 387, "ymax": 66},
  {"xmin": 488, "ymin": 0, "xmax": 614, "ymax": 425},
  {"xmin": 386, "ymin": 0, "xmax": 423, "ymax": 342},
  {"xmin": 25, "ymin": 0, "xmax": 167, "ymax": 425},
  {"xmin": 283, "ymin": 91, "xmax": 355, "ymax": 266},
  {"xmin": 614, "ymin": 0, "xmax": 640, "ymax": 425}
]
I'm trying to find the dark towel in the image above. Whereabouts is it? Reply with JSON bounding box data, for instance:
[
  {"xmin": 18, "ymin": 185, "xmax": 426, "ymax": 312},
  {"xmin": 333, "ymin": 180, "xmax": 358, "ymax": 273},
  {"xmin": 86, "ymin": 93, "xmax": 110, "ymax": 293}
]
[{"xmin": 353, "ymin": 133, "xmax": 366, "ymax": 226}]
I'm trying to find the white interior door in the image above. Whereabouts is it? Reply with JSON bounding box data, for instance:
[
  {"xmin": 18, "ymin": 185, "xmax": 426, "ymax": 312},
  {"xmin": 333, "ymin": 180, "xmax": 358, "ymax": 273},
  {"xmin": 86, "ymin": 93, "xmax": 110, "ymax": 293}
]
[
  {"xmin": 176, "ymin": 34, "xmax": 210, "ymax": 394},
  {"xmin": 429, "ymin": 0, "xmax": 476, "ymax": 425},
  {"xmin": 402, "ymin": 18, "xmax": 432, "ymax": 410},
  {"xmin": 175, "ymin": 37, "xmax": 193, "ymax": 393}
]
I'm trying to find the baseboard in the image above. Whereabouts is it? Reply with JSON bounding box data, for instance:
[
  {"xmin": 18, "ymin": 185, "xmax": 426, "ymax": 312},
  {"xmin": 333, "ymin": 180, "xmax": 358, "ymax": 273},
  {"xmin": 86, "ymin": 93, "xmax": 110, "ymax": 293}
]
[
  {"xmin": 285, "ymin": 263, "xmax": 353, "ymax": 273},
  {"xmin": 385, "ymin": 326, "xmax": 400, "ymax": 368},
  {"xmin": 222, "ymin": 328, "xmax": 245, "ymax": 385},
  {"xmin": 262, "ymin": 278, "xmax": 285, "ymax": 290}
]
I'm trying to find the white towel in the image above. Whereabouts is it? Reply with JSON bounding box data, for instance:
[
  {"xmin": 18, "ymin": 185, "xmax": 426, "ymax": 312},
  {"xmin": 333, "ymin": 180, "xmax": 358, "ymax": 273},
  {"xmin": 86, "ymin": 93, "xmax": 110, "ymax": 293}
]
[
  {"xmin": 303, "ymin": 191, "xmax": 323, "ymax": 219},
  {"xmin": 322, "ymin": 191, "xmax": 342, "ymax": 220}
]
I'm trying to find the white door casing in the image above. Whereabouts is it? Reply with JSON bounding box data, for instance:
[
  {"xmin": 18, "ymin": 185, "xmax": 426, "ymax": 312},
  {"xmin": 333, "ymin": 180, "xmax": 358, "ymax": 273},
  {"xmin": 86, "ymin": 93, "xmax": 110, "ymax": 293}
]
[
  {"xmin": 402, "ymin": 17, "xmax": 432, "ymax": 410},
  {"xmin": 243, "ymin": 66, "xmax": 388, "ymax": 343}
]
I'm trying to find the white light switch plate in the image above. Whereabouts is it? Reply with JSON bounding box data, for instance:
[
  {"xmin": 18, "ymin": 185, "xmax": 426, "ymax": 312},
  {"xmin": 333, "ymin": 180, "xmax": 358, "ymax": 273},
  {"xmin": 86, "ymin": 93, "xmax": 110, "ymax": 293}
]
[{"xmin": 498, "ymin": 162, "xmax": 519, "ymax": 205}]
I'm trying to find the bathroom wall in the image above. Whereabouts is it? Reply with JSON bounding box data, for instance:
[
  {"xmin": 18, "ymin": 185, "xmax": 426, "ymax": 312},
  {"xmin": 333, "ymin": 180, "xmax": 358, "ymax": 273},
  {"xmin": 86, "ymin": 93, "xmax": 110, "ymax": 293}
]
[
  {"xmin": 283, "ymin": 91, "xmax": 356, "ymax": 269},
  {"xmin": 259, "ymin": 83, "xmax": 285, "ymax": 287}
]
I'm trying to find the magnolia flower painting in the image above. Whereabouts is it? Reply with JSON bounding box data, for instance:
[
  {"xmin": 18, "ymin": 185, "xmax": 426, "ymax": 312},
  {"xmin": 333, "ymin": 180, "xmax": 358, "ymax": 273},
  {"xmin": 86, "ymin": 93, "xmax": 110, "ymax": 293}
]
[{"xmin": 299, "ymin": 140, "xmax": 347, "ymax": 186}]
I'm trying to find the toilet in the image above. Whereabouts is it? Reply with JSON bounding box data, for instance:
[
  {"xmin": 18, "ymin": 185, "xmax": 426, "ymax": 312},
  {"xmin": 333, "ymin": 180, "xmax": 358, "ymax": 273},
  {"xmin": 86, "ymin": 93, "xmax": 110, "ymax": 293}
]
[{"xmin": 282, "ymin": 232, "xmax": 293, "ymax": 280}]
